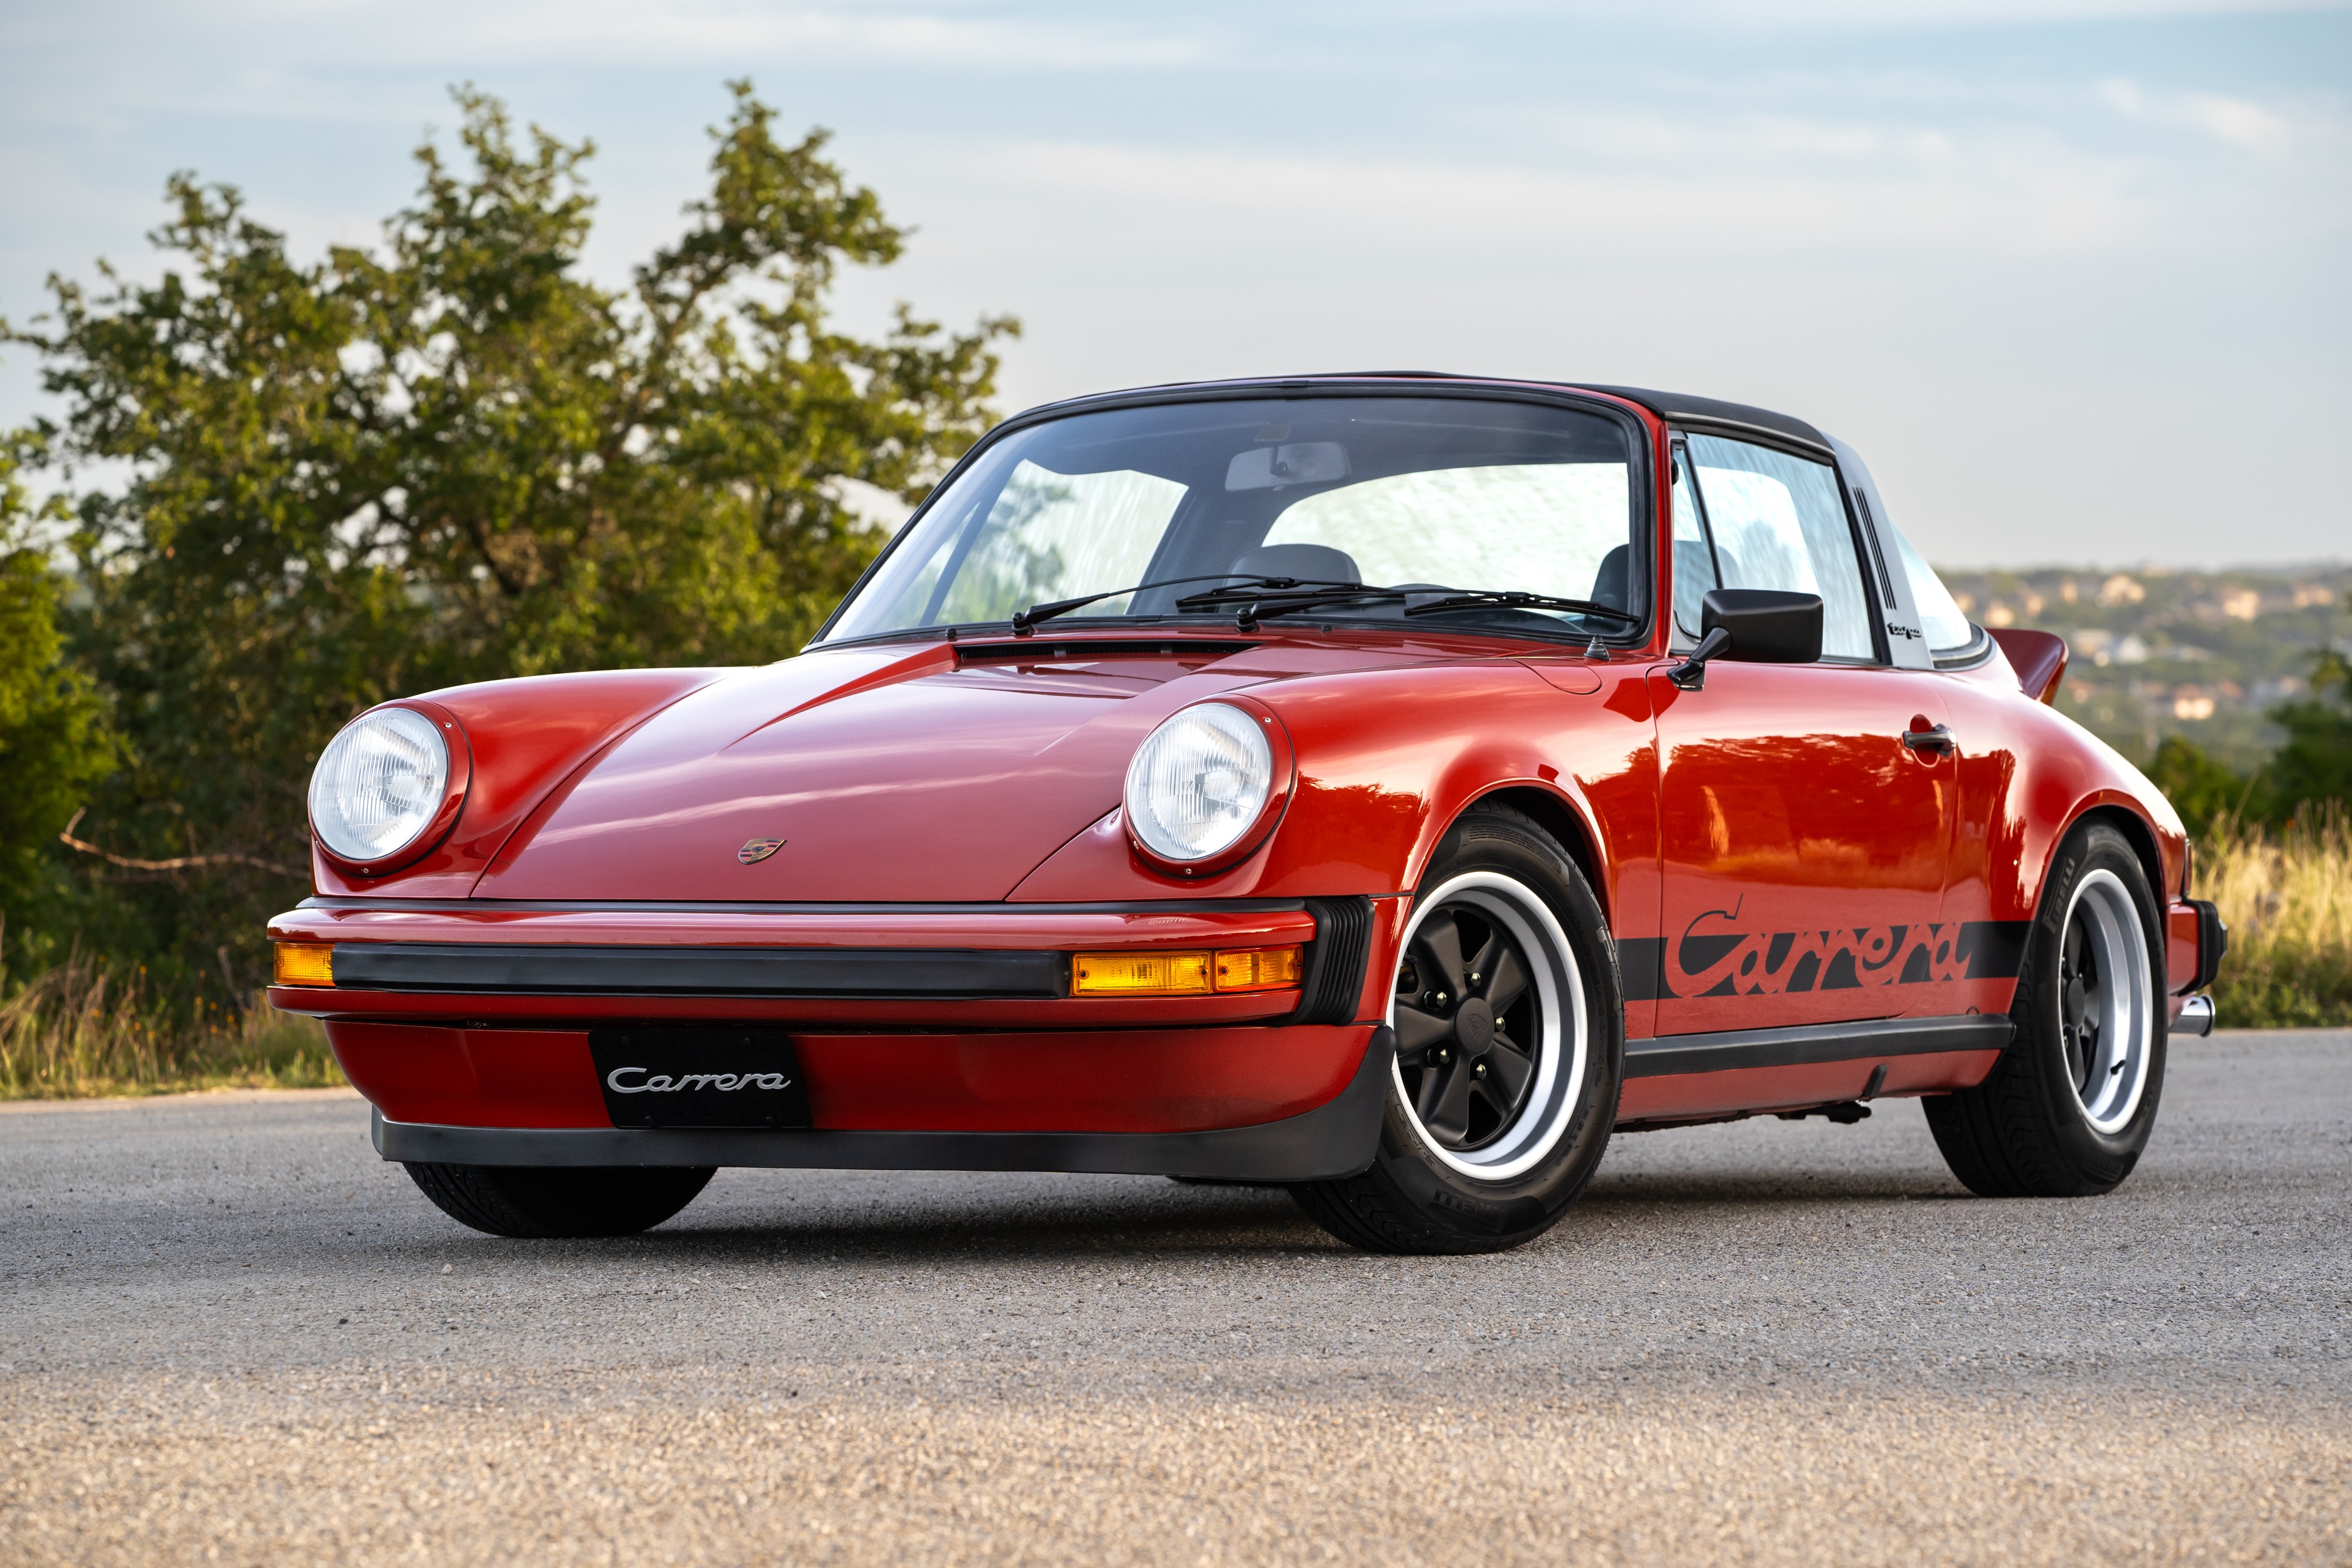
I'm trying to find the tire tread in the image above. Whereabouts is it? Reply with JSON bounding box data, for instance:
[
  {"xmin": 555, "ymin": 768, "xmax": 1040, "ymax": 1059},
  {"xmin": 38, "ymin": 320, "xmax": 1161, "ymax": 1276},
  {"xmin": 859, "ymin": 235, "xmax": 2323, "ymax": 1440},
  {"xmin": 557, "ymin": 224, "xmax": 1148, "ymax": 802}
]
[{"xmin": 1923, "ymin": 822, "xmax": 2158, "ymax": 1199}]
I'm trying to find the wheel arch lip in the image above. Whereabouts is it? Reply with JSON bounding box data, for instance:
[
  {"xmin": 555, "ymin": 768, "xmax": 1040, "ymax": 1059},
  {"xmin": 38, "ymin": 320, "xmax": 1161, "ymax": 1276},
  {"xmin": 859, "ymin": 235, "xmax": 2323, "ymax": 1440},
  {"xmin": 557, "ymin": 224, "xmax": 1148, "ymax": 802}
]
[
  {"xmin": 1240, "ymin": 661, "xmax": 1627, "ymax": 920},
  {"xmin": 2018, "ymin": 792, "xmax": 2184, "ymax": 926}
]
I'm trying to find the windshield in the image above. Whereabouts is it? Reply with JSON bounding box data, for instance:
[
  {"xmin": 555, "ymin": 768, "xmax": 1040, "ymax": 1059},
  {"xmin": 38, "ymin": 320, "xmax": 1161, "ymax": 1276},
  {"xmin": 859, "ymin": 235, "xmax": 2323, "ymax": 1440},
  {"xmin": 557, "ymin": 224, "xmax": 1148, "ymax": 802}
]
[{"xmin": 821, "ymin": 395, "xmax": 1644, "ymax": 643}]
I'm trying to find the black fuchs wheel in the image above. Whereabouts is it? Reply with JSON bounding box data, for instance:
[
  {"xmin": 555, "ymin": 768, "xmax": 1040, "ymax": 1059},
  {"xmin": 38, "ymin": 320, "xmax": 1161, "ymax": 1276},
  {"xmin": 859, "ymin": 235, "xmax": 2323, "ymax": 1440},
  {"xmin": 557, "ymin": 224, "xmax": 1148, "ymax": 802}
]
[
  {"xmin": 403, "ymin": 1163, "xmax": 716, "ymax": 1239},
  {"xmin": 1289, "ymin": 803, "xmax": 1623, "ymax": 1255},
  {"xmin": 1925, "ymin": 821, "xmax": 2167, "ymax": 1198}
]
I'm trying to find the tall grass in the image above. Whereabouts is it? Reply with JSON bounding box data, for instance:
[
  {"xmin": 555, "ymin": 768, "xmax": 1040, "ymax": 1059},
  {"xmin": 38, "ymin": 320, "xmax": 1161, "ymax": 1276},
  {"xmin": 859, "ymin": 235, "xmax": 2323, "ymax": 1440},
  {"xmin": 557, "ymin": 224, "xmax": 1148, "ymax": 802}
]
[
  {"xmin": 2201, "ymin": 807, "xmax": 2352, "ymax": 1028},
  {"xmin": 0, "ymin": 952, "xmax": 343, "ymax": 1099}
]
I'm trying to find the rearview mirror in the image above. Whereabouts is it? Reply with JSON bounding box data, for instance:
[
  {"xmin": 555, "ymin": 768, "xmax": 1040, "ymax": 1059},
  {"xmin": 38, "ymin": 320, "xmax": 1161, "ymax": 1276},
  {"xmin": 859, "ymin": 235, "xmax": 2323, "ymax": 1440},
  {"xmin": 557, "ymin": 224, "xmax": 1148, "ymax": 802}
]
[
  {"xmin": 1226, "ymin": 442, "xmax": 1349, "ymax": 492},
  {"xmin": 1668, "ymin": 589, "xmax": 1823, "ymax": 690}
]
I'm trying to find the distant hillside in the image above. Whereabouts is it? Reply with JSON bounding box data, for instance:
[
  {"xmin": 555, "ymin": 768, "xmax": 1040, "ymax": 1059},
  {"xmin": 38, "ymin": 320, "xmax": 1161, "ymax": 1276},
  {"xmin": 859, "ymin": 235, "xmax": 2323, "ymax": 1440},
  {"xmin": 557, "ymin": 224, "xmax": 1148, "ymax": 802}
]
[{"xmin": 1936, "ymin": 565, "xmax": 2352, "ymax": 770}]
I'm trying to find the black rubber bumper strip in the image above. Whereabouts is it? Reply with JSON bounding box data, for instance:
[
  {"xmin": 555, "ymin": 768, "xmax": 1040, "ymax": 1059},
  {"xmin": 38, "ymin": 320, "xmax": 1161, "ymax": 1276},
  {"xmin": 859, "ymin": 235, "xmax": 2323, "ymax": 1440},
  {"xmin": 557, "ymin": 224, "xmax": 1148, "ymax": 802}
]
[
  {"xmin": 373, "ymin": 1027, "xmax": 1394, "ymax": 1183},
  {"xmin": 1624, "ymin": 1014, "xmax": 2014, "ymax": 1078},
  {"xmin": 329, "ymin": 942, "xmax": 1067, "ymax": 998}
]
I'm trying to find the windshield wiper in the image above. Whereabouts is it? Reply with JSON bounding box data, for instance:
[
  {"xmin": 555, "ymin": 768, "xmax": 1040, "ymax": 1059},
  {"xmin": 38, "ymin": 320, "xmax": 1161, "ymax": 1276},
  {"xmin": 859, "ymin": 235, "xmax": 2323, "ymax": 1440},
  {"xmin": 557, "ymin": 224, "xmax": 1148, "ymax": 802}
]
[
  {"xmin": 1008, "ymin": 573, "xmax": 1355, "ymax": 636},
  {"xmin": 1402, "ymin": 590, "xmax": 1640, "ymax": 624},
  {"xmin": 1015, "ymin": 577, "xmax": 1639, "ymax": 638},
  {"xmin": 1174, "ymin": 581, "xmax": 1641, "ymax": 633},
  {"xmin": 1173, "ymin": 581, "xmax": 1400, "ymax": 631}
]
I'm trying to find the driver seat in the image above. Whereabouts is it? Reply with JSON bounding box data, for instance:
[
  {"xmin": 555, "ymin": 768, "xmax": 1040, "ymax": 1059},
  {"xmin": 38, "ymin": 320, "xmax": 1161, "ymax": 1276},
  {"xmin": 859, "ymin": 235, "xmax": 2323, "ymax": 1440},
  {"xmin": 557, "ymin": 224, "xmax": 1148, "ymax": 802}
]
[{"xmin": 1230, "ymin": 543, "xmax": 1362, "ymax": 586}]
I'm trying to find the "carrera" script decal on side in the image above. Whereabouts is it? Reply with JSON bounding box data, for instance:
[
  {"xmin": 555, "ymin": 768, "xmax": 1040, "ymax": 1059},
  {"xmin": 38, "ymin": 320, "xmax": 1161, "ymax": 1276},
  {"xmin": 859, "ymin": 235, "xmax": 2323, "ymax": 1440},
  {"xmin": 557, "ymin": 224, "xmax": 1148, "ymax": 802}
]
[{"xmin": 1619, "ymin": 914, "xmax": 2029, "ymax": 1001}]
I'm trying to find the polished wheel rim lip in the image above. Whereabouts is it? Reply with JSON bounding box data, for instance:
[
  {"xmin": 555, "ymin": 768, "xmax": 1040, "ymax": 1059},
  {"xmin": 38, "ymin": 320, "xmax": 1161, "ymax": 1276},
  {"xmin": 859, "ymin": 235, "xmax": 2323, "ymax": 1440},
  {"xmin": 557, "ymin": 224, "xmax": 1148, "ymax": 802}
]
[
  {"xmin": 1389, "ymin": 871, "xmax": 1588, "ymax": 1181},
  {"xmin": 2058, "ymin": 867, "xmax": 2154, "ymax": 1134}
]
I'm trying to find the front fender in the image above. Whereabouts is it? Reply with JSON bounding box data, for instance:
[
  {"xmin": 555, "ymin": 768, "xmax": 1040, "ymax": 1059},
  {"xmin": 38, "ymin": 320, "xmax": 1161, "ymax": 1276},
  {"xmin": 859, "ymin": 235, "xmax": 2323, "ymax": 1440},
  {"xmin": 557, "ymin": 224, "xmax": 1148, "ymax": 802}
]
[
  {"xmin": 1008, "ymin": 659, "xmax": 1661, "ymax": 928},
  {"xmin": 310, "ymin": 668, "xmax": 739, "ymax": 898}
]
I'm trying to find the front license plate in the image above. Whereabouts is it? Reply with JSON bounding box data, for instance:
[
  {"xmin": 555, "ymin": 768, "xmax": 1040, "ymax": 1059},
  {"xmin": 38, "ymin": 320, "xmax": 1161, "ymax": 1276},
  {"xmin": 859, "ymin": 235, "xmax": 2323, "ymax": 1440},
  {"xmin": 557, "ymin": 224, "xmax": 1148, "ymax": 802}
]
[{"xmin": 586, "ymin": 1028, "xmax": 813, "ymax": 1129}]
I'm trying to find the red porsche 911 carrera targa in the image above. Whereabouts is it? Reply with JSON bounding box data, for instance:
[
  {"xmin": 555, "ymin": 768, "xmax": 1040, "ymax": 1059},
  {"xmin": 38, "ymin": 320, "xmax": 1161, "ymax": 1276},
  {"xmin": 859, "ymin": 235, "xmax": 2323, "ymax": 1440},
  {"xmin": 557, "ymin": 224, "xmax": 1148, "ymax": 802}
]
[{"xmin": 268, "ymin": 376, "xmax": 2225, "ymax": 1253}]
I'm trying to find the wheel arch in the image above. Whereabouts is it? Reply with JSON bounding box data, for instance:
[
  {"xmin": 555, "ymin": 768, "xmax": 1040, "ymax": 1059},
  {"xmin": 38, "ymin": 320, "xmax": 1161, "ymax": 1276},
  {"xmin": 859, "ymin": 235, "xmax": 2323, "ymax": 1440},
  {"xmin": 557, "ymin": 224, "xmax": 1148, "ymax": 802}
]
[
  {"xmin": 2058, "ymin": 802, "xmax": 2170, "ymax": 918},
  {"xmin": 1459, "ymin": 784, "xmax": 1612, "ymax": 927}
]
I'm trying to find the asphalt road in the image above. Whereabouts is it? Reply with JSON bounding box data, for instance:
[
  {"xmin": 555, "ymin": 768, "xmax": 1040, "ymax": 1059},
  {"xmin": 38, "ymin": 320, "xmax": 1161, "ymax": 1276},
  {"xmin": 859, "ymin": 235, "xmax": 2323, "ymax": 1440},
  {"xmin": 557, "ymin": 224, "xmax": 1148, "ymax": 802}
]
[{"xmin": 4, "ymin": 1032, "xmax": 2347, "ymax": 1566}]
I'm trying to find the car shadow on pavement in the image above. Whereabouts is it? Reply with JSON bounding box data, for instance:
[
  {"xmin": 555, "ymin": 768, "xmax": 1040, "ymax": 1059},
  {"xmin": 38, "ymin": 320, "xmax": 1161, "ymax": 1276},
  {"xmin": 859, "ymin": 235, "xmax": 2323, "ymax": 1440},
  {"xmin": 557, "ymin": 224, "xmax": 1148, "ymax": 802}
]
[{"xmin": 1583, "ymin": 1170, "xmax": 1973, "ymax": 1206}]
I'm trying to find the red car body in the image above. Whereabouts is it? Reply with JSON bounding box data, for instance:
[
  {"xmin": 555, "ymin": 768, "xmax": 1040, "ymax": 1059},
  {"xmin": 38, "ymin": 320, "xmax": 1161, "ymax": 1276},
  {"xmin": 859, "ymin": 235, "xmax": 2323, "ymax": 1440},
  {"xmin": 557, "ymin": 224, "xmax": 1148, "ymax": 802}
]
[{"xmin": 269, "ymin": 376, "xmax": 2221, "ymax": 1194}]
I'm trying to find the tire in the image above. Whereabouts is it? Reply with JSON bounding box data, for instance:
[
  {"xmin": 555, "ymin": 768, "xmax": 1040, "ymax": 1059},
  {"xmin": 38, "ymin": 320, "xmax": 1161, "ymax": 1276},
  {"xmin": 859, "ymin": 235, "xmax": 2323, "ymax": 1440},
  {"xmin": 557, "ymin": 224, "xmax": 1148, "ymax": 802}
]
[
  {"xmin": 1289, "ymin": 803, "xmax": 1623, "ymax": 1254},
  {"xmin": 1924, "ymin": 820, "xmax": 2167, "ymax": 1197},
  {"xmin": 403, "ymin": 1162, "xmax": 715, "ymax": 1239}
]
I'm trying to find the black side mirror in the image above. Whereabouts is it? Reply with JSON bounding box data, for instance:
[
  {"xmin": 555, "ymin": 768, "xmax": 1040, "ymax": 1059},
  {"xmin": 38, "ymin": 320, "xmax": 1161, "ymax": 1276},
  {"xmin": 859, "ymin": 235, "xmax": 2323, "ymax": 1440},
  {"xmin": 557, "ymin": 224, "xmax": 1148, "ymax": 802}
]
[{"xmin": 1667, "ymin": 589, "xmax": 1824, "ymax": 690}]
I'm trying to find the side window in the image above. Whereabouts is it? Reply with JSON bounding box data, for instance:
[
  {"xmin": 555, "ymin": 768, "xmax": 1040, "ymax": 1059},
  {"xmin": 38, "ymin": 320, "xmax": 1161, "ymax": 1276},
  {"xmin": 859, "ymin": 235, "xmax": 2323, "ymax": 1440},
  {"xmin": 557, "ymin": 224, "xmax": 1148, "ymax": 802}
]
[
  {"xmin": 1683, "ymin": 433, "xmax": 1876, "ymax": 661},
  {"xmin": 1669, "ymin": 442, "xmax": 1717, "ymax": 649},
  {"xmin": 1887, "ymin": 523, "xmax": 1979, "ymax": 657}
]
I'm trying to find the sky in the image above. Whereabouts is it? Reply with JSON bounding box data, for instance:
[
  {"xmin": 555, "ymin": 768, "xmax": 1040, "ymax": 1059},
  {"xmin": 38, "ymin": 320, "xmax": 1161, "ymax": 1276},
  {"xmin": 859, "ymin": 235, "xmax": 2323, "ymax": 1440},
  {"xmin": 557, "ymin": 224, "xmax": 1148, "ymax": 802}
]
[{"xmin": 1, "ymin": 0, "xmax": 2346, "ymax": 568}]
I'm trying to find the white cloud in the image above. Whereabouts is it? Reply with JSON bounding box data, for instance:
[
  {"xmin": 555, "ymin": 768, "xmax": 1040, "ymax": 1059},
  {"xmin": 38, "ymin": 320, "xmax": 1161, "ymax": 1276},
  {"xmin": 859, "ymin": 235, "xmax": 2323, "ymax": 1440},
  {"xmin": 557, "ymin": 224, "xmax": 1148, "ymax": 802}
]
[
  {"xmin": 209, "ymin": 0, "xmax": 1207, "ymax": 71},
  {"xmin": 1619, "ymin": 0, "xmax": 2351, "ymax": 25},
  {"xmin": 926, "ymin": 114, "xmax": 2174, "ymax": 268},
  {"xmin": 2099, "ymin": 77, "xmax": 2300, "ymax": 151}
]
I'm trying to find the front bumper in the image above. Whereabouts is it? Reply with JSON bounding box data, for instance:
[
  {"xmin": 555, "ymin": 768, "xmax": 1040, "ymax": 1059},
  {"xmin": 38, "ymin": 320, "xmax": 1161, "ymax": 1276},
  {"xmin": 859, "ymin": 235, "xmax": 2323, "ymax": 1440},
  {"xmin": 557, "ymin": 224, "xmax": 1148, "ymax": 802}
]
[
  {"xmin": 269, "ymin": 895, "xmax": 1399, "ymax": 1156},
  {"xmin": 370, "ymin": 1025, "xmax": 1394, "ymax": 1182}
]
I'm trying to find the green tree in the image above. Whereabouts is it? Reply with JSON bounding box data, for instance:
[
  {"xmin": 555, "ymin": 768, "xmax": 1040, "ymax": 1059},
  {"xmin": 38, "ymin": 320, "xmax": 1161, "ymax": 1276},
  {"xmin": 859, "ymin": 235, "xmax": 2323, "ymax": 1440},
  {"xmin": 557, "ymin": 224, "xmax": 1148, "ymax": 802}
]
[
  {"xmin": 2266, "ymin": 646, "xmax": 2352, "ymax": 823},
  {"xmin": 0, "ymin": 431, "xmax": 118, "ymax": 963},
  {"xmin": 2144, "ymin": 734, "xmax": 2263, "ymax": 838},
  {"xmin": 11, "ymin": 82, "xmax": 1013, "ymax": 994}
]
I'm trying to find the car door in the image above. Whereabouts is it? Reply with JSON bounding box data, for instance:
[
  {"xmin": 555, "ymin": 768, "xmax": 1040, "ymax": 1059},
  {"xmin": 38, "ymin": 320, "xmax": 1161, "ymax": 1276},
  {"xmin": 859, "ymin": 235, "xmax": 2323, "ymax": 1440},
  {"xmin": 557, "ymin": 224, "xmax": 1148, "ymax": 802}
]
[{"xmin": 1642, "ymin": 430, "xmax": 1959, "ymax": 1036}]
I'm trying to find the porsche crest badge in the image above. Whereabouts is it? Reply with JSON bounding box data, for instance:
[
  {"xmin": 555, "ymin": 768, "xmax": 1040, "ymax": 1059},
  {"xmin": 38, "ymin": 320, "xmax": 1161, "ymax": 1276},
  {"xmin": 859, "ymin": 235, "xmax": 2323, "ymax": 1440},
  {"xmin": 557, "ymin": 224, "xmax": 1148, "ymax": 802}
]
[{"xmin": 737, "ymin": 837, "xmax": 787, "ymax": 865}]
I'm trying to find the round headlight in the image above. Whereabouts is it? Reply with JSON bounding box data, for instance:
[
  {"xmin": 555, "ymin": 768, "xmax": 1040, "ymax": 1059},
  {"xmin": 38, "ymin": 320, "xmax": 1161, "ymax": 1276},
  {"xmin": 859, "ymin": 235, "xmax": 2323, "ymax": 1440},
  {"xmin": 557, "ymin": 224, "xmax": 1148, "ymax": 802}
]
[
  {"xmin": 309, "ymin": 707, "xmax": 450, "ymax": 864},
  {"xmin": 1124, "ymin": 703, "xmax": 1277, "ymax": 864}
]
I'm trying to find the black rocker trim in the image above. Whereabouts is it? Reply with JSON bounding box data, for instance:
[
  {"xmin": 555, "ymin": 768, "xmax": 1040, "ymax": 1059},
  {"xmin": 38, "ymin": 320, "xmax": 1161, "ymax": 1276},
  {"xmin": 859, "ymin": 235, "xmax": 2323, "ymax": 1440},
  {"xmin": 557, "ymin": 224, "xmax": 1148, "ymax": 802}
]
[
  {"xmin": 1624, "ymin": 1014, "xmax": 2014, "ymax": 1079},
  {"xmin": 372, "ymin": 1025, "xmax": 1394, "ymax": 1182},
  {"xmin": 329, "ymin": 942, "xmax": 1067, "ymax": 998}
]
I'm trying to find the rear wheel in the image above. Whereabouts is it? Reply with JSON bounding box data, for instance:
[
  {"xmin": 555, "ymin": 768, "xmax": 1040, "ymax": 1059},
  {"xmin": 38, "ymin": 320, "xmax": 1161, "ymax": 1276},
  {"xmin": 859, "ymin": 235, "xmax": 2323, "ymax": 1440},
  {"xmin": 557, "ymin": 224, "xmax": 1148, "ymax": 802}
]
[
  {"xmin": 1924, "ymin": 821, "xmax": 2166, "ymax": 1196},
  {"xmin": 403, "ymin": 1162, "xmax": 714, "ymax": 1238},
  {"xmin": 1289, "ymin": 803, "xmax": 1622, "ymax": 1254}
]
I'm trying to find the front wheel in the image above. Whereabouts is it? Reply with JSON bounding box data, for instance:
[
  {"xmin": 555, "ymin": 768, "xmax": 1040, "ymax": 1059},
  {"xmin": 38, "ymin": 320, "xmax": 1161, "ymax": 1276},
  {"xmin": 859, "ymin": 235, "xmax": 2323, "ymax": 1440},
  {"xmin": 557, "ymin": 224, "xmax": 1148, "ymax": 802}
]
[
  {"xmin": 404, "ymin": 1162, "xmax": 715, "ymax": 1238},
  {"xmin": 1924, "ymin": 820, "xmax": 2167, "ymax": 1197},
  {"xmin": 1289, "ymin": 804, "xmax": 1623, "ymax": 1254}
]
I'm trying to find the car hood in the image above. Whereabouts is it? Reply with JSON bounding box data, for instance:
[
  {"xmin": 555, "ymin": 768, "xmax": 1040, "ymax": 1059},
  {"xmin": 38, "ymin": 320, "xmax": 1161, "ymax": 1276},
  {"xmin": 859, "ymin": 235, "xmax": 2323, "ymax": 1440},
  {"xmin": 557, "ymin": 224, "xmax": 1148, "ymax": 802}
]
[{"xmin": 472, "ymin": 636, "xmax": 1447, "ymax": 902}]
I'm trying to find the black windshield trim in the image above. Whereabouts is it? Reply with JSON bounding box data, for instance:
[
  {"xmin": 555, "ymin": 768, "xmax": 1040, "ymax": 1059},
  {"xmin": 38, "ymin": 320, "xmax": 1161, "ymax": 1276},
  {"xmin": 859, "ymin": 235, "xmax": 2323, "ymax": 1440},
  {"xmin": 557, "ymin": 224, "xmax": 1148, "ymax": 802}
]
[{"xmin": 807, "ymin": 379, "xmax": 1659, "ymax": 652}]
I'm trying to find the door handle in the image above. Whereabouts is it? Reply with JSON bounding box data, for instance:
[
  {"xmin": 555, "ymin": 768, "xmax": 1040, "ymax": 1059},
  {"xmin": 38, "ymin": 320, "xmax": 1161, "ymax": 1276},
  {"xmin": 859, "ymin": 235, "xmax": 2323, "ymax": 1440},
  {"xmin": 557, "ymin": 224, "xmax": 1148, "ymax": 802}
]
[{"xmin": 1902, "ymin": 724, "xmax": 1956, "ymax": 755}]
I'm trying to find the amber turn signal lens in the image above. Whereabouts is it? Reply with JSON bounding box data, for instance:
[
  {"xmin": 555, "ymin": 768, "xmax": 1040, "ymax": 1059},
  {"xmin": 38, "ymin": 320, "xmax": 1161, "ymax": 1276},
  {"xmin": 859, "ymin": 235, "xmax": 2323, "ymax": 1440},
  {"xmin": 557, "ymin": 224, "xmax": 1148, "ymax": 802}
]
[
  {"xmin": 272, "ymin": 942, "xmax": 335, "ymax": 987},
  {"xmin": 1071, "ymin": 945, "xmax": 1304, "ymax": 997},
  {"xmin": 1213, "ymin": 945, "xmax": 1304, "ymax": 992},
  {"xmin": 1072, "ymin": 951, "xmax": 1212, "ymax": 995}
]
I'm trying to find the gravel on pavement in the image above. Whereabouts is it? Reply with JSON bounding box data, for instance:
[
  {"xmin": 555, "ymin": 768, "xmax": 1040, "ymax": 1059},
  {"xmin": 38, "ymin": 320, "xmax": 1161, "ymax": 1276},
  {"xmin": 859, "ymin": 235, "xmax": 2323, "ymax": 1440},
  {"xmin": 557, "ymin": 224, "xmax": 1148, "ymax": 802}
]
[{"xmin": 2, "ymin": 1031, "xmax": 2346, "ymax": 1564}]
